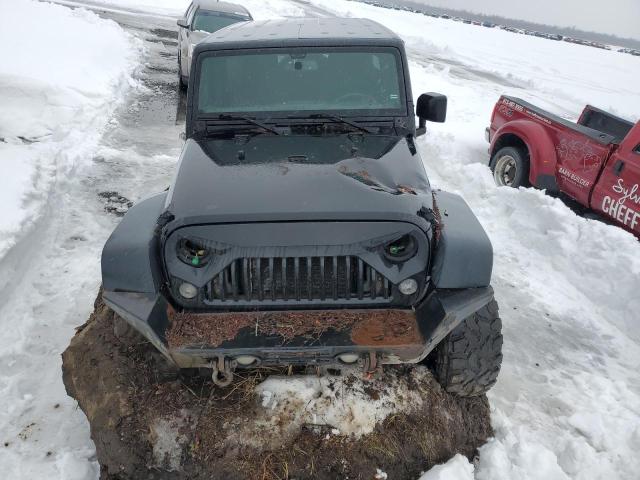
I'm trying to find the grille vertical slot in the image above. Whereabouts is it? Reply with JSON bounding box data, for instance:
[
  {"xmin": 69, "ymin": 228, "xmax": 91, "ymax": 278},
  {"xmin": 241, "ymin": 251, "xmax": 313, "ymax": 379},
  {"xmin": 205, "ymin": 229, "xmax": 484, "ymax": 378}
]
[{"xmin": 206, "ymin": 256, "xmax": 393, "ymax": 304}]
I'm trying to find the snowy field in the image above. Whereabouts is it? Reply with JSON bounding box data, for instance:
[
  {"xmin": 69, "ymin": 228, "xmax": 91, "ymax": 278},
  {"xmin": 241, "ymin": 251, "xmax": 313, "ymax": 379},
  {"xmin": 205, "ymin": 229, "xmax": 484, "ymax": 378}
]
[
  {"xmin": 307, "ymin": 1, "xmax": 640, "ymax": 479},
  {"xmin": 0, "ymin": 0, "xmax": 638, "ymax": 479}
]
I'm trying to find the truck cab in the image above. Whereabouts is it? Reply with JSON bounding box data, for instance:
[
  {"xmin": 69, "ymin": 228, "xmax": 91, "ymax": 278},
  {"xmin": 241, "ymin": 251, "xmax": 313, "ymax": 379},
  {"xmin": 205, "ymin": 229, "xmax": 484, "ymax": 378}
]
[
  {"xmin": 580, "ymin": 108, "xmax": 640, "ymax": 234},
  {"xmin": 487, "ymin": 96, "xmax": 640, "ymax": 237}
]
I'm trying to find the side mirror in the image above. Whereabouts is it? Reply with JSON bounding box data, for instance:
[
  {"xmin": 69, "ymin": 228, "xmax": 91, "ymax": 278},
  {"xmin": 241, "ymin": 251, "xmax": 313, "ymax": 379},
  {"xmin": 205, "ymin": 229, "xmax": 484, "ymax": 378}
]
[
  {"xmin": 416, "ymin": 93, "xmax": 447, "ymax": 136},
  {"xmin": 177, "ymin": 19, "xmax": 189, "ymax": 29}
]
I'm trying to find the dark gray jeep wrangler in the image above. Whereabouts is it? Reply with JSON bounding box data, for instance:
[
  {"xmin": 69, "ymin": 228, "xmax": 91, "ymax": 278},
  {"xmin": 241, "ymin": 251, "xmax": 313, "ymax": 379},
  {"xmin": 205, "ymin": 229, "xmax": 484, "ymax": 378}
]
[{"xmin": 102, "ymin": 18, "xmax": 502, "ymax": 396}]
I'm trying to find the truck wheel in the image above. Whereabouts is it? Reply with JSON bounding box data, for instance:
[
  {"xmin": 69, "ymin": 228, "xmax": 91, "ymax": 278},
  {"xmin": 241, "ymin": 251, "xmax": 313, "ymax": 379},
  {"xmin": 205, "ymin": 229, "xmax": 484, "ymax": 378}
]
[
  {"xmin": 490, "ymin": 146, "xmax": 530, "ymax": 187},
  {"xmin": 429, "ymin": 299, "xmax": 503, "ymax": 397}
]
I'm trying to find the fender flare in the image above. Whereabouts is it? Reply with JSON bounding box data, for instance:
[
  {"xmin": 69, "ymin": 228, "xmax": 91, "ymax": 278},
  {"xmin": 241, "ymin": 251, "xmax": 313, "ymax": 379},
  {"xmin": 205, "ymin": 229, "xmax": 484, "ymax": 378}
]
[
  {"xmin": 430, "ymin": 191, "xmax": 493, "ymax": 289},
  {"xmin": 101, "ymin": 193, "xmax": 167, "ymax": 294},
  {"xmin": 490, "ymin": 120, "xmax": 558, "ymax": 191}
]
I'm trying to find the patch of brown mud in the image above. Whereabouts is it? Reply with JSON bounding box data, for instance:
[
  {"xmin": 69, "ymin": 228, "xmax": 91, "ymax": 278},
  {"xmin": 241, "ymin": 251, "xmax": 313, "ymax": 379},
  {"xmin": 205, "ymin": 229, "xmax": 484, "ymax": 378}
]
[{"xmin": 62, "ymin": 291, "xmax": 492, "ymax": 480}]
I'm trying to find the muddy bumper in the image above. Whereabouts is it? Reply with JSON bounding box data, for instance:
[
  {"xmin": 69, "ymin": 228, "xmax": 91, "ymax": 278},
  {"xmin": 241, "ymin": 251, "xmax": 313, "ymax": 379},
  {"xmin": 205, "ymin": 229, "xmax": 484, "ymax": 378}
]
[{"xmin": 103, "ymin": 287, "xmax": 493, "ymax": 369}]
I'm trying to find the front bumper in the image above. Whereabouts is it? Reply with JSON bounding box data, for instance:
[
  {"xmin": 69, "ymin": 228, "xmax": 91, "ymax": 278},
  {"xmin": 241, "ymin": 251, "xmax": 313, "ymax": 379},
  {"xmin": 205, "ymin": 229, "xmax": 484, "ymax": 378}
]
[{"xmin": 104, "ymin": 286, "xmax": 493, "ymax": 369}]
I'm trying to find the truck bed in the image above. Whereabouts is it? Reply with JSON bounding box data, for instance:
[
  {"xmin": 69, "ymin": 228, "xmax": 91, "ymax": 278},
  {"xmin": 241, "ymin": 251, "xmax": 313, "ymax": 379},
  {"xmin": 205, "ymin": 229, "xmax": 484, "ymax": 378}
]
[{"xmin": 502, "ymin": 96, "xmax": 617, "ymax": 145}]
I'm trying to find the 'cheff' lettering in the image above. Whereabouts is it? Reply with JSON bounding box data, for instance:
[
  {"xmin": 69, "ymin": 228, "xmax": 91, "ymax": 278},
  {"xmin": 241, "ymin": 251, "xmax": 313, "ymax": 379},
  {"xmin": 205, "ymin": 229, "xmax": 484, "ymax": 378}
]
[{"xmin": 602, "ymin": 196, "xmax": 640, "ymax": 230}]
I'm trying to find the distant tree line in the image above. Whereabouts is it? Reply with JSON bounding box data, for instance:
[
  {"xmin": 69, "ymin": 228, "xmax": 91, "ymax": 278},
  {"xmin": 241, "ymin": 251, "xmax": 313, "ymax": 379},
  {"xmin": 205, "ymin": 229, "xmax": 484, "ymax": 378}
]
[{"xmin": 367, "ymin": 0, "xmax": 640, "ymax": 50}]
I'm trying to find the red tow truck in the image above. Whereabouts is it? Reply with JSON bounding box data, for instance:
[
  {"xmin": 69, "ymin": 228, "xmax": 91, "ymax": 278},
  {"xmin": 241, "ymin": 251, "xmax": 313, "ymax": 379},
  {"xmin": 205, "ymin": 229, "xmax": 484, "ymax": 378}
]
[{"xmin": 486, "ymin": 96, "xmax": 640, "ymax": 237}]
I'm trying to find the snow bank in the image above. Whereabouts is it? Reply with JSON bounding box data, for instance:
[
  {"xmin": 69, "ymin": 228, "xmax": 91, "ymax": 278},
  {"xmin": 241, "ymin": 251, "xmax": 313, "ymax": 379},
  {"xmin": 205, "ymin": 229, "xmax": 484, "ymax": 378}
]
[
  {"xmin": 0, "ymin": 0, "xmax": 139, "ymax": 476},
  {"xmin": 0, "ymin": 0, "xmax": 139, "ymax": 263},
  {"xmin": 307, "ymin": 2, "xmax": 640, "ymax": 479}
]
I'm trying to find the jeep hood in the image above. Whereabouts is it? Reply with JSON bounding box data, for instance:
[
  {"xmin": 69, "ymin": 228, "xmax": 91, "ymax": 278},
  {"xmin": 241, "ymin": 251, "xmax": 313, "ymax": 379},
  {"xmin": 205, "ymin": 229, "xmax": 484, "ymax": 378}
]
[{"xmin": 163, "ymin": 135, "xmax": 434, "ymax": 232}]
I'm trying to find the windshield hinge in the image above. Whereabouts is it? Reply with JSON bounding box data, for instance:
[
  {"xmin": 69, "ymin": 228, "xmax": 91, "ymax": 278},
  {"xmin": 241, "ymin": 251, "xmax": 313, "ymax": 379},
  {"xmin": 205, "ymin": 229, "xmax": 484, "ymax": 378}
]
[{"xmin": 394, "ymin": 117, "xmax": 412, "ymax": 136}]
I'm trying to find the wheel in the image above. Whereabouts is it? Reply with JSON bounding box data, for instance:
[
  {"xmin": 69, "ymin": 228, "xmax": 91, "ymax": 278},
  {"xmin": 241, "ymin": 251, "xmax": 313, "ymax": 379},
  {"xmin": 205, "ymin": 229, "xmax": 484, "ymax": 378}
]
[
  {"xmin": 490, "ymin": 146, "xmax": 530, "ymax": 187},
  {"xmin": 429, "ymin": 299, "xmax": 503, "ymax": 397},
  {"xmin": 178, "ymin": 54, "xmax": 187, "ymax": 90}
]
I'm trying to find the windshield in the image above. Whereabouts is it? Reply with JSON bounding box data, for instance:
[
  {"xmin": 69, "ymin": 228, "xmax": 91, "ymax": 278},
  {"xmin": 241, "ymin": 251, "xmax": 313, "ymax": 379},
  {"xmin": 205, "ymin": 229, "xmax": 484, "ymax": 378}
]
[
  {"xmin": 192, "ymin": 11, "xmax": 247, "ymax": 33},
  {"xmin": 196, "ymin": 48, "xmax": 405, "ymax": 116}
]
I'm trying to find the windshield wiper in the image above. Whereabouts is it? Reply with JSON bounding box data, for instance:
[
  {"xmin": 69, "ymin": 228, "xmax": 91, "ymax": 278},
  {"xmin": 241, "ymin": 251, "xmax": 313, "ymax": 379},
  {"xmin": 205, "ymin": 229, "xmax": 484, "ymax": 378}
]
[
  {"xmin": 216, "ymin": 114, "xmax": 283, "ymax": 135},
  {"xmin": 305, "ymin": 113, "xmax": 376, "ymax": 134}
]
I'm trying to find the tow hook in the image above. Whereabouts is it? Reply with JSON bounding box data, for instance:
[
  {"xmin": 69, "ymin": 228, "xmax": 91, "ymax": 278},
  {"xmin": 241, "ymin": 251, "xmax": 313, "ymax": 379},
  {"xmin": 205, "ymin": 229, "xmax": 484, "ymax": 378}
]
[
  {"xmin": 211, "ymin": 357, "xmax": 236, "ymax": 387},
  {"xmin": 363, "ymin": 352, "xmax": 381, "ymax": 379}
]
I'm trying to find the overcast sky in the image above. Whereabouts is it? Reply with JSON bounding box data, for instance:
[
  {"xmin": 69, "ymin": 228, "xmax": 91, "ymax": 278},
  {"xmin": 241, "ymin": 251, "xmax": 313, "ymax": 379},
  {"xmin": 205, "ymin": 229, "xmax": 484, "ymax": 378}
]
[{"xmin": 413, "ymin": 0, "xmax": 640, "ymax": 40}]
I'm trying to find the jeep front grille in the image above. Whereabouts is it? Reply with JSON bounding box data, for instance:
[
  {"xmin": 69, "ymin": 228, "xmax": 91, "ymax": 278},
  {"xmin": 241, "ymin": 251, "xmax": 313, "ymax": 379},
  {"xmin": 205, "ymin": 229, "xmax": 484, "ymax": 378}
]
[{"xmin": 204, "ymin": 256, "xmax": 393, "ymax": 306}]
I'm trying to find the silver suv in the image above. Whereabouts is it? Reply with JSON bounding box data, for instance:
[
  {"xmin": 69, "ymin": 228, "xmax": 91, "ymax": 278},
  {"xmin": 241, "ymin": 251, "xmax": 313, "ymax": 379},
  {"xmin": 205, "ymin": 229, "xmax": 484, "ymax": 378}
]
[{"xmin": 177, "ymin": 0, "xmax": 252, "ymax": 89}]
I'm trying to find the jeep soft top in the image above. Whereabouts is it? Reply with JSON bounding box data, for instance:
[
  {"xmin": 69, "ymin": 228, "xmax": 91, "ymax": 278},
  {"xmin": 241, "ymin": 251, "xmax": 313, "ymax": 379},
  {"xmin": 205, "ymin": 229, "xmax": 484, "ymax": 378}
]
[{"xmin": 102, "ymin": 18, "xmax": 503, "ymax": 396}]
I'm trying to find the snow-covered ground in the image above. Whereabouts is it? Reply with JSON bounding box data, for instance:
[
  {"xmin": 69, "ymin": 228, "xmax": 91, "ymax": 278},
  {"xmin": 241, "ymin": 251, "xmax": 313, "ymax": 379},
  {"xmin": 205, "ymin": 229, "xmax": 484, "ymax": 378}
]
[
  {"xmin": 1, "ymin": 0, "xmax": 639, "ymax": 479},
  {"xmin": 0, "ymin": 0, "xmax": 139, "ymax": 263},
  {"xmin": 0, "ymin": 0, "xmax": 143, "ymax": 477}
]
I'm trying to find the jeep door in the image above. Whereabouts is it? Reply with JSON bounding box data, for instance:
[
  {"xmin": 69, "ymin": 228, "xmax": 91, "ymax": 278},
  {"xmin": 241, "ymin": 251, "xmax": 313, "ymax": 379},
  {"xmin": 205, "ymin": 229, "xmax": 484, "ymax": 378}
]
[{"xmin": 591, "ymin": 122, "xmax": 640, "ymax": 236}]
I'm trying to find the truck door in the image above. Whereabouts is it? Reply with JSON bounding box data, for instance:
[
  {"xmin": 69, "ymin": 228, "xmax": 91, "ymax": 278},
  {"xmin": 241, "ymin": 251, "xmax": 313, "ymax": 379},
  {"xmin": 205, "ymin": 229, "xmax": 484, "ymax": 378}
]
[
  {"xmin": 591, "ymin": 122, "xmax": 640, "ymax": 237},
  {"xmin": 554, "ymin": 130, "xmax": 611, "ymax": 205}
]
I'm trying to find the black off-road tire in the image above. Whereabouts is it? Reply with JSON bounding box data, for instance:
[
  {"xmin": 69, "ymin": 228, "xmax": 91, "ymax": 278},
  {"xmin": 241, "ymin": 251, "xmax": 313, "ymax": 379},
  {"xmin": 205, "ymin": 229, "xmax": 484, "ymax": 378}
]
[
  {"xmin": 490, "ymin": 146, "xmax": 530, "ymax": 188},
  {"xmin": 430, "ymin": 299, "xmax": 503, "ymax": 397}
]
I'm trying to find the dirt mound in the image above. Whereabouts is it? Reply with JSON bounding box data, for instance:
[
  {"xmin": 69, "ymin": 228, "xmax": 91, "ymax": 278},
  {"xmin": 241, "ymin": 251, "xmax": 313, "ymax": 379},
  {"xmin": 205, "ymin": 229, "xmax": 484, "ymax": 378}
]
[{"xmin": 62, "ymin": 292, "xmax": 493, "ymax": 480}]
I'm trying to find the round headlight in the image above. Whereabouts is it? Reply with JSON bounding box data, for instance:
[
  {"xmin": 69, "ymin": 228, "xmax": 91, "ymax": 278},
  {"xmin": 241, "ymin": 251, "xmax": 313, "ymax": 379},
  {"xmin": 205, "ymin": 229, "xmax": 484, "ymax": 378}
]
[
  {"xmin": 177, "ymin": 239, "xmax": 211, "ymax": 268},
  {"xmin": 384, "ymin": 234, "xmax": 418, "ymax": 262},
  {"xmin": 179, "ymin": 282, "xmax": 199, "ymax": 299},
  {"xmin": 398, "ymin": 278, "xmax": 418, "ymax": 296}
]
